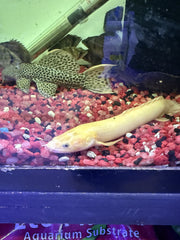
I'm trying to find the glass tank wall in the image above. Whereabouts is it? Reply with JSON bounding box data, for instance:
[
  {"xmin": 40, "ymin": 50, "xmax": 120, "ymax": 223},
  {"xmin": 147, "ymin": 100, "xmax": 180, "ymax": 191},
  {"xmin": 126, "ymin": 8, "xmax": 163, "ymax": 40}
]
[{"xmin": 0, "ymin": 0, "xmax": 179, "ymax": 168}]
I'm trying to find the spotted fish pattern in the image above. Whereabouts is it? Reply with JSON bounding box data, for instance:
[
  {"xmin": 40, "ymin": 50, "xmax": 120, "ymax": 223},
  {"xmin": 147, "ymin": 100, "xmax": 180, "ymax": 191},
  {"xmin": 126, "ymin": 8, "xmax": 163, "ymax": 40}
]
[{"xmin": 2, "ymin": 49, "xmax": 113, "ymax": 98}]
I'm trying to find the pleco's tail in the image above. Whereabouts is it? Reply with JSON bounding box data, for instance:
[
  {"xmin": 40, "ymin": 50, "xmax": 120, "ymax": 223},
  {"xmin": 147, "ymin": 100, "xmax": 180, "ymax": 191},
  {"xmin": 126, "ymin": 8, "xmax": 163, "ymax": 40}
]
[
  {"xmin": 83, "ymin": 64, "xmax": 115, "ymax": 94},
  {"xmin": 165, "ymin": 98, "xmax": 180, "ymax": 115}
]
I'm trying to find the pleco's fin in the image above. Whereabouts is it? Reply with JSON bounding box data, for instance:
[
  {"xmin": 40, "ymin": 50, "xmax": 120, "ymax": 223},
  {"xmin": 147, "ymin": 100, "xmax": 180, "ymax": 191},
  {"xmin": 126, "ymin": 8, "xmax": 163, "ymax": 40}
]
[
  {"xmin": 83, "ymin": 64, "xmax": 115, "ymax": 94},
  {"xmin": 16, "ymin": 77, "xmax": 30, "ymax": 93},
  {"xmin": 37, "ymin": 49, "xmax": 80, "ymax": 74},
  {"xmin": 96, "ymin": 137, "xmax": 123, "ymax": 146},
  {"xmin": 33, "ymin": 79, "xmax": 57, "ymax": 98}
]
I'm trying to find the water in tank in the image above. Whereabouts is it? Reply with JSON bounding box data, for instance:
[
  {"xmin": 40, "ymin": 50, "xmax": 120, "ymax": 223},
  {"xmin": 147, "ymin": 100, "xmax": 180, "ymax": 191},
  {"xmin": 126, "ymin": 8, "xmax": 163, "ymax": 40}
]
[{"xmin": 0, "ymin": 0, "xmax": 179, "ymax": 168}]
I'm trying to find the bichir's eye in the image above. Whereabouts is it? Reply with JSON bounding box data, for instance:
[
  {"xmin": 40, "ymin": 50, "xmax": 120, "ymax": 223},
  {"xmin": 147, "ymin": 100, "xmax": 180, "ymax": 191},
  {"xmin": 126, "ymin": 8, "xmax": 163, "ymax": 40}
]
[{"xmin": 62, "ymin": 143, "xmax": 69, "ymax": 148}]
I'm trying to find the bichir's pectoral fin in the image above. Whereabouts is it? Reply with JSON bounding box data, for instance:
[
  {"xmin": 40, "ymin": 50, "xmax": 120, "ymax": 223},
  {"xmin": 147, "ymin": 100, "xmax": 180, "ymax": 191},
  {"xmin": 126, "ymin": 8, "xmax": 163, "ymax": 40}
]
[
  {"xmin": 156, "ymin": 117, "xmax": 169, "ymax": 122},
  {"xmin": 96, "ymin": 137, "xmax": 123, "ymax": 146},
  {"xmin": 33, "ymin": 78, "xmax": 58, "ymax": 98},
  {"xmin": 16, "ymin": 77, "xmax": 30, "ymax": 93}
]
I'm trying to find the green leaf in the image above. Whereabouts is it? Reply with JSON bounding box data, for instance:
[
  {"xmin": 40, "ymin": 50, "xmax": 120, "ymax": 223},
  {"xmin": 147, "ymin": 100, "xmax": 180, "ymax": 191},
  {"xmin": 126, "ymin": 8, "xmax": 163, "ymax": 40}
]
[
  {"xmin": 57, "ymin": 236, "xmax": 66, "ymax": 240},
  {"xmin": 91, "ymin": 224, "xmax": 106, "ymax": 231},
  {"xmin": 82, "ymin": 236, "xmax": 97, "ymax": 240}
]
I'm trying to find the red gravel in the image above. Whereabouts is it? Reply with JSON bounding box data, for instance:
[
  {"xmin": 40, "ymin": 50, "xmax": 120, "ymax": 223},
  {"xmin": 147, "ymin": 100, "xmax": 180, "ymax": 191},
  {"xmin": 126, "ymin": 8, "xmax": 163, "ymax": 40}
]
[{"xmin": 0, "ymin": 71, "xmax": 180, "ymax": 167}]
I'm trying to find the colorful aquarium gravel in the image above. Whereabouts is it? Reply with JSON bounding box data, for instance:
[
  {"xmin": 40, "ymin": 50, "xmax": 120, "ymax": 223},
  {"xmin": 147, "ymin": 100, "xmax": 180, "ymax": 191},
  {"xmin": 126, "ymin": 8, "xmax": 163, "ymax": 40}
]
[{"xmin": 0, "ymin": 70, "xmax": 180, "ymax": 167}]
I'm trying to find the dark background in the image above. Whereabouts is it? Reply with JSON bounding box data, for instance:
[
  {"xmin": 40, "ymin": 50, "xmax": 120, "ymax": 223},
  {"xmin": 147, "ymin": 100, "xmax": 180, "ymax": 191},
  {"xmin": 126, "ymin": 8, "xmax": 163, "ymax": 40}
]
[{"xmin": 126, "ymin": 0, "xmax": 180, "ymax": 75}]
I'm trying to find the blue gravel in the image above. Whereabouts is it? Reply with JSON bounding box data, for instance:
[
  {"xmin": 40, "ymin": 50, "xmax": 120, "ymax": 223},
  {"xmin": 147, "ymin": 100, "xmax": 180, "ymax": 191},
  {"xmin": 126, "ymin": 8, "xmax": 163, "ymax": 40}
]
[{"xmin": 0, "ymin": 127, "xmax": 9, "ymax": 133}]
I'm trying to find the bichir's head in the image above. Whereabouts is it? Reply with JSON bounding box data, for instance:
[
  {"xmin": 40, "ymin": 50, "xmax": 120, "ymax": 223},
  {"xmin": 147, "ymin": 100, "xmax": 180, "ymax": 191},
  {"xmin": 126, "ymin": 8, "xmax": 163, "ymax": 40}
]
[{"xmin": 46, "ymin": 127, "xmax": 96, "ymax": 153}]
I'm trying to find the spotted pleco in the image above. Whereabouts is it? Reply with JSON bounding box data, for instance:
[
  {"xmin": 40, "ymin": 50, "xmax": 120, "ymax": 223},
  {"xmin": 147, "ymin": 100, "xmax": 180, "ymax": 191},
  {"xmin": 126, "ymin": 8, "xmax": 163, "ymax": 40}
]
[{"xmin": 3, "ymin": 49, "xmax": 114, "ymax": 97}]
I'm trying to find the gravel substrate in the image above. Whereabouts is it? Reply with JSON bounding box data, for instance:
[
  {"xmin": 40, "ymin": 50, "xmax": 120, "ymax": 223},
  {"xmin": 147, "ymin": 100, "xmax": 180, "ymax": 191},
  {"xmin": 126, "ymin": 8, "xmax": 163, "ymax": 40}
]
[{"xmin": 0, "ymin": 70, "xmax": 180, "ymax": 167}]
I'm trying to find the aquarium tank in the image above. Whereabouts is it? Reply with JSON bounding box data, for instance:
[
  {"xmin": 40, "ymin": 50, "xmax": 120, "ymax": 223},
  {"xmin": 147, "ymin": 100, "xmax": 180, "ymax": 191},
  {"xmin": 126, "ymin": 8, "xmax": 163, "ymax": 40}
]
[{"xmin": 0, "ymin": 0, "xmax": 179, "ymax": 168}]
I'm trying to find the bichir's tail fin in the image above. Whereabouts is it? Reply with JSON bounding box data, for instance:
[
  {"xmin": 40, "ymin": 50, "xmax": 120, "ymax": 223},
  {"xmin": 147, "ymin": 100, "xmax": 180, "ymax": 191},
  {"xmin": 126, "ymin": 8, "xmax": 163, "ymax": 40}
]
[{"xmin": 165, "ymin": 98, "xmax": 180, "ymax": 115}]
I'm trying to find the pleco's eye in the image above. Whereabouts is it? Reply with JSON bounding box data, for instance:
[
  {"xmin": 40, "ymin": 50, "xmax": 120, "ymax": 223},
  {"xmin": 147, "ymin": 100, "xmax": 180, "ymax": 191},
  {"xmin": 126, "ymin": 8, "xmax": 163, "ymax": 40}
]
[{"xmin": 62, "ymin": 143, "xmax": 69, "ymax": 148}]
